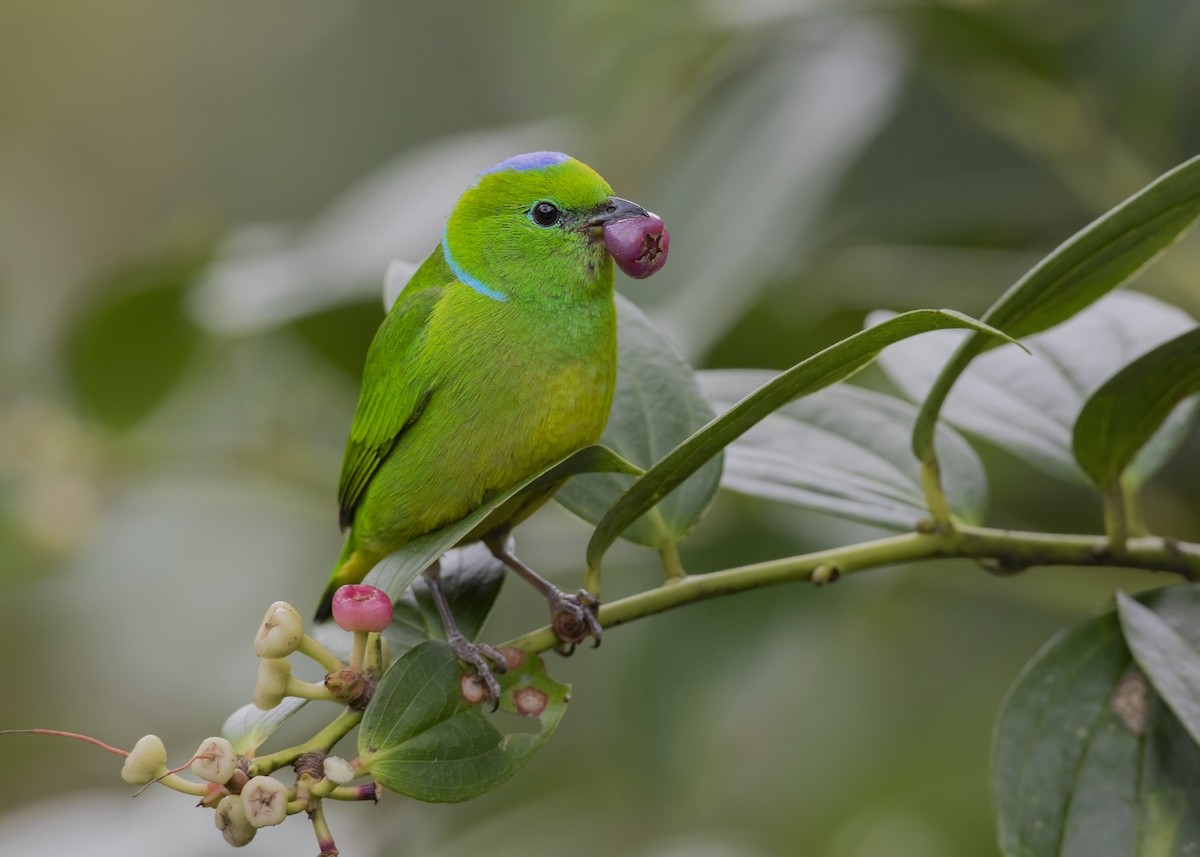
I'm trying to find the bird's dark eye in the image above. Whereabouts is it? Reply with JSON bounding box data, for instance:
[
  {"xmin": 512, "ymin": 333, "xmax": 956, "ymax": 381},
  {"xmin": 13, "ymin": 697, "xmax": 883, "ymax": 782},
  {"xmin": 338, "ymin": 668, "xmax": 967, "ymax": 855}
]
[{"xmin": 531, "ymin": 201, "xmax": 560, "ymax": 227}]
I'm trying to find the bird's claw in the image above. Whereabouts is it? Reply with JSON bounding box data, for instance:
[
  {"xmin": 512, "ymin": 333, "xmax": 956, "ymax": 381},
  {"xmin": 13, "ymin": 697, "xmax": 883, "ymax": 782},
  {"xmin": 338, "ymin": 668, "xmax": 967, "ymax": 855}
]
[
  {"xmin": 549, "ymin": 588, "xmax": 603, "ymax": 655},
  {"xmin": 447, "ymin": 634, "xmax": 507, "ymax": 708}
]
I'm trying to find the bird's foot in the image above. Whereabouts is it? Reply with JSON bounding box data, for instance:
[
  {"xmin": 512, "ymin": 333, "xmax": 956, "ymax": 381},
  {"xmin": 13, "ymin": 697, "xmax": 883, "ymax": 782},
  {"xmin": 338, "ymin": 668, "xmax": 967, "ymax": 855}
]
[
  {"xmin": 548, "ymin": 588, "xmax": 603, "ymax": 655},
  {"xmin": 447, "ymin": 632, "xmax": 508, "ymax": 707},
  {"xmin": 483, "ymin": 532, "xmax": 602, "ymax": 655}
]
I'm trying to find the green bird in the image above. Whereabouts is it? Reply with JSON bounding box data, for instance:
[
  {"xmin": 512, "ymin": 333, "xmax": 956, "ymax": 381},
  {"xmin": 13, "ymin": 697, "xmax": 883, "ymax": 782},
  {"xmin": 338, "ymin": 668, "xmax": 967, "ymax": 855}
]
[{"xmin": 316, "ymin": 151, "xmax": 669, "ymax": 694}]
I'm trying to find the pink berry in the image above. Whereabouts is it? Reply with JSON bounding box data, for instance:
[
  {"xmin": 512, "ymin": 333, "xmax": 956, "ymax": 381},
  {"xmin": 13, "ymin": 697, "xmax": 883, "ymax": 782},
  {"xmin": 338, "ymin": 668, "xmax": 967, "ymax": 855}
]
[
  {"xmin": 330, "ymin": 584, "xmax": 393, "ymax": 633},
  {"xmin": 603, "ymin": 213, "xmax": 670, "ymax": 279}
]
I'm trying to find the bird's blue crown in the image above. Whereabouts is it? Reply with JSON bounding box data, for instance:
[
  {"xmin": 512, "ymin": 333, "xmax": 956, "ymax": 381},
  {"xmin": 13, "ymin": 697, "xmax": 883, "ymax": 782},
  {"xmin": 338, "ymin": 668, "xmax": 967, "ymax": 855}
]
[{"xmin": 479, "ymin": 151, "xmax": 570, "ymax": 176}]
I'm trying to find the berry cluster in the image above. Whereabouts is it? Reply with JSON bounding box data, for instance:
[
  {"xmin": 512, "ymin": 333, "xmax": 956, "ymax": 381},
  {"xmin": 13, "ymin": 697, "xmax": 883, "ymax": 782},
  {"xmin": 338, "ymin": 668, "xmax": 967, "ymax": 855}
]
[{"xmin": 9, "ymin": 584, "xmax": 397, "ymax": 855}]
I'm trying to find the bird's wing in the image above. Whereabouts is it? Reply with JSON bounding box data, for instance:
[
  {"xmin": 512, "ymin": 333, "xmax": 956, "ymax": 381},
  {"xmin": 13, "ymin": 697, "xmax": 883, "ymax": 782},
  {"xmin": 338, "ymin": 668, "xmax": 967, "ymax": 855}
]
[{"xmin": 336, "ymin": 277, "xmax": 445, "ymax": 529}]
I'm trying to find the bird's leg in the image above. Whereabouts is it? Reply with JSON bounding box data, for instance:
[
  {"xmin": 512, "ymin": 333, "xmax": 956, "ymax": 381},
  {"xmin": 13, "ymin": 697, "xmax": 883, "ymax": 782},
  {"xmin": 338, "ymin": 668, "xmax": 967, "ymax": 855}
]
[
  {"xmin": 423, "ymin": 562, "xmax": 507, "ymax": 703},
  {"xmin": 485, "ymin": 531, "xmax": 602, "ymax": 654}
]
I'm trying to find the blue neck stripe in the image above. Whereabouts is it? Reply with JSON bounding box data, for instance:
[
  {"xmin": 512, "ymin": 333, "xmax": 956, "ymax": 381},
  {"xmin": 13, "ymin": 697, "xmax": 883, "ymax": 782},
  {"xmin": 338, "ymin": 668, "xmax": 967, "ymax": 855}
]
[{"xmin": 442, "ymin": 229, "xmax": 507, "ymax": 302}]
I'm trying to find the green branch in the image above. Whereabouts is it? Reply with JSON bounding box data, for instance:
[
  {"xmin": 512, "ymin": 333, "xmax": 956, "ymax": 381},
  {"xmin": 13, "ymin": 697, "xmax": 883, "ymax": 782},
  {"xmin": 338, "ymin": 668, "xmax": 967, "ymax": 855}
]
[
  {"xmin": 240, "ymin": 525, "xmax": 1200, "ymax": 776},
  {"xmin": 503, "ymin": 525, "xmax": 1200, "ymax": 654},
  {"xmin": 248, "ymin": 709, "xmax": 362, "ymax": 777}
]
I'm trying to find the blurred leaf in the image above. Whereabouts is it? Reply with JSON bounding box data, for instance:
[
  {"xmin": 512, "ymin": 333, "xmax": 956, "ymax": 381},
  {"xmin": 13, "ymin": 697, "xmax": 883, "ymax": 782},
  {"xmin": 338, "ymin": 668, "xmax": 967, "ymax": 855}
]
[
  {"xmin": 697, "ymin": 371, "xmax": 987, "ymax": 528},
  {"xmin": 646, "ymin": 20, "xmax": 904, "ymax": 359},
  {"xmin": 556, "ymin": 296, "xmax": 721, "ymax": 550},
  {"xmin": 1073, "ymin": 327, "xmax": 1200, "ymax": 490},
  {"xmin": 366, "ymin": 445, "xmax": 640, "ymax": 605},
  {"xmin": 222, "ymin": 698, "xmax": 307, "ymax": 757},
  {"xmin": 876, "ymin": 291, "xmax": 1199, "ymax": 485},
  {"xmin": 290, "ymin": 299, "xmax": 384, "ymax": 377},
  {"xmin": 358, "ymin": 640, "xmax": 568, "ymax": 801},
  {"xmin": 385, "ymin": 542, "xmax": 507, "ymax": 658},
  {"xmin": 67, "ymin": 254, "xmax": 207, "ymax": 430},
  {"xmin": 1117, "ymin": 591, "xmax": 1200, "ymax": 750},
  {"xmin": 188, "ymin": 121, "xmax": 574, "ymax": 334},
  {"xmin": 586, "ymin": 308, "xmax": 1011, "ymax": 570},
  {"xmin": 993, "ymin": 585, "xmax": 1200, "ymax": 857},
  {"xmin": 383, "ymin": 259, "xmax": 420, "ymax": 310},
  {"xmin": 912, "ymin": 153, "xmax": 1200, "ymax": 464}
]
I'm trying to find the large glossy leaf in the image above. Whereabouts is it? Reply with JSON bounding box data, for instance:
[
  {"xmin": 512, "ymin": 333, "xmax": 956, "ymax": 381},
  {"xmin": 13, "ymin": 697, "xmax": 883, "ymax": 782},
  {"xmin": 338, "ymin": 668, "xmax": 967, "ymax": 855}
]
[
  {"xmin": 876, "ymin": 291, "xmax": 1199, "ymax": 486},
  {"xmin": 555, "ymin": 296, "xmax": 722, "ymax": 550},
  {"xmin": 993, "ymin": 585, "xmax": 1200, "ymax": 857},
  {"xmin": 698, "ymin": 371, "xmax": 987, "ymax": 527},
  {"xmin": 366, "ymin": 445, "xmax": 640, "ymax": 604},
  {"xmin": 585, "ymin": 308, "xmax": 1011, "ymax": 571},
  {"xmin": 1073, "ymin": 327, "xmax": 1200, "ymax": 490},
  {"xmin": 358, "ymin": 640, "xmax": 569, "ymax": 801},
  {"xmin": 1117, "ymin": 591, "xmax": 1200, "ymax": 750},
  {"xmin": 912, "ymin": 153, "xmax": 1200, "ymax": 464}
]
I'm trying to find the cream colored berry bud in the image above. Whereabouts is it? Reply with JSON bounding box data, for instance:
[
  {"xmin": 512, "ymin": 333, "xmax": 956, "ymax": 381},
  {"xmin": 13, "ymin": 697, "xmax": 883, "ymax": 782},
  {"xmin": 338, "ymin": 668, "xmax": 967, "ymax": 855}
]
[
  {"xmin": 190, "ymin": 736, "xmax": 237, "ymax": 784},
  {"xmin": 254, "ymin": 601, "xmax": 304, "ymax": 658},
  {"xmin": 120, "ymin": 734, "xmax": 168, "ymax": 784},
  {"xmin": 215, "ymin": 793, "xmax": 257, "ymax": 846},
  {"xmin": 241, "ymin": 775, "xmax": 288, "ymax": 828},
  {"xmin": 253, "ymin": 657, "xmax": 292, "ymax": 710},
  {"xmin": 322, "ymin": 755, "xmax": 355, "ymax": 785}
]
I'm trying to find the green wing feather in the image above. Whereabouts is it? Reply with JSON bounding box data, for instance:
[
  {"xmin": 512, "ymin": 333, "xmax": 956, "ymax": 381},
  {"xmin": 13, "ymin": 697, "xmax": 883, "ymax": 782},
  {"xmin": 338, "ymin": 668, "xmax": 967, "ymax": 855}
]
[{"xmin": 336, "ymin": 252, "xmax": 451, "ymax": 529}]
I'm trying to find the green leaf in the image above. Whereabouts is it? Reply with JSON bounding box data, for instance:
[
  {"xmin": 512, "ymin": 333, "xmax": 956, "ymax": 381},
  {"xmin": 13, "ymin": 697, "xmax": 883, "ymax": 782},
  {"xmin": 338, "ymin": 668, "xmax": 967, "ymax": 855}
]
[
  {"xmin": 358, "ymin": 640, "xmax": 569, "ymax": 802},
  {"xmin": 1136, "ymin": 699, "xmax": 1200, "ymax": 855},
  {"xmin": 555, "ymin": 295, "xmax": 722, "ymax": 549},
  {"xmin": 1117, "ymin": 591, "xmax": 1200, "ymax": 750},
  {"xmin": 366, "ymin": 445, "xmax": 641, "ymax": 604},
  {"xmin": 221, "ymin": 698, "xmax": 307, "ymax": 756},
  {"xmin": 993, "ymin": 585, "xmax": 1200, "ymax": 857},
  {"xmin": 1073, "ymin": 327, "xmax": 1200, "ymax": 490},
  {"xmin": 586, "ymin": 308, "xmax": 1011, "ymax": 570},
  {"xmin": 876, "ymin": 291, "xmax": 1199, "ymax": 486},
  {"xmin": 384, "ymin": 543, "xmax": 507, "ymax": 658},
  {"xmin": 697, "ymin": 371, "xmax": 987, "ymax": 528},
  {"xmin": 290, "ymin": 298, "xmax": 384, "ymax": 377},
  {"xmin": 913, "ymin": 153, "xmax": 1200, "ymax": 465},
  {"xmin": 635, "ymin": 26, "xmax": 903, "ymax": 358},
  {"xmin": 68, "ymin": 251, "xmax": 208, "ymax": 430}
]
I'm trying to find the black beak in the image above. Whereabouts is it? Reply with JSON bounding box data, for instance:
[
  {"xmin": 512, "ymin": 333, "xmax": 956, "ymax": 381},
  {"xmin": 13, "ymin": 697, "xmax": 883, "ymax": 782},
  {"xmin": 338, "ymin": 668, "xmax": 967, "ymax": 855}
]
[{"xmin": 582, "ymin": 196, "xmax": 649, "ymax": 230}]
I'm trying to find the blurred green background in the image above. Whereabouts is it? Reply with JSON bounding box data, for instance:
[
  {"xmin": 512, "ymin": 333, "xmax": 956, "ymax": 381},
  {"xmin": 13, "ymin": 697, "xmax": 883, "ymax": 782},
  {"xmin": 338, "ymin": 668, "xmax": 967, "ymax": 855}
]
[{"xmin": 2, "ymin": 1, "xmax": 1199, "ymax": 855}]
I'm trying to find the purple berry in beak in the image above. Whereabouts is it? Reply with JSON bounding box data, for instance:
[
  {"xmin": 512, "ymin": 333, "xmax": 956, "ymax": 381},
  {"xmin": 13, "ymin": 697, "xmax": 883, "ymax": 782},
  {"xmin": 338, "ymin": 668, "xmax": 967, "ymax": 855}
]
[{"xmin": 604, "ymin": 213, "xmax": 670, "ymax": 279}]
